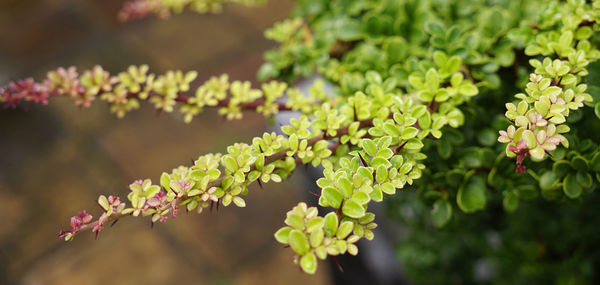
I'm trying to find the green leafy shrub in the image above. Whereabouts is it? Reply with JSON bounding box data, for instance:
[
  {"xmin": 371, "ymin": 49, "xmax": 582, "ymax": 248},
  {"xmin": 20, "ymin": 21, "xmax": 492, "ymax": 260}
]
[{"xmin": 2, "ymin": 0, "xmax": 600, "ymax": 283}]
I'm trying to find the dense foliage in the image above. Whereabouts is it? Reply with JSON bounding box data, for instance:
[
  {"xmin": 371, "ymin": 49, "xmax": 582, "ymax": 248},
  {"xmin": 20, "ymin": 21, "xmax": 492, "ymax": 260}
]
[{"xmin": 2, "ymin": 0, "xmax": 600, "ymax": 283}]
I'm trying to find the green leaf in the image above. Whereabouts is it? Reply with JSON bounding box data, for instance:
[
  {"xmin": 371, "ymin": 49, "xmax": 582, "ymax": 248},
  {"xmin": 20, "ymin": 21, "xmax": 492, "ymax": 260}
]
[
  {"xmin": 595, "ymin": 102, "xmax": 600, "ymax": 119},
  {"xmin": 98, "ymin": 195, "xmax": 110, "ymax": 211},
  {"xmin": 337, "ymin": 177, "xmax": 353, "ymax": 198},
  {"xmin": 285, "ymin": 213, "xmax": 305, "ymax": 230},
  {"xmin": 401, "ymin": 127, "xmax": 419, "ymax": 140},
  {"xmin": 160, "ymin": 172, "xmax": 170, "ymax": 190},
  {"xmin": 563, "ymin": 174, "xmax": 582, "ymax": 199},
  {"xmin": 342, "ymin": 200, "xmax": 366, "ymax": 218},
  {"xmin": 590, "ymin": 152, "xmax": 600, "ymax": 172},
  {"xmin": 289, "ymin": 230, "xmax": 310, "ymax": 255},
  {"xmin": 375, "ymin": 165, "xmax": 388, "ymax": 183},
  {"xmin": 503, "ymin": 191, "xmax": 519, "ymax": 212},
  {"xmin": 571, "ymin": 156, "xmax": 588, "ymax": 171},
  {"xmin": 425, "ymin": 21, "xmax": 444, "ymax": 37},
  {"xmin": 457, "ymin": 176, "xmax": 487, "ymax": 213},
  {"xmin": 222, "ymin": 156, "xmax": 238, "ymax": 173},
  {"xmin": 362, "ymin": 139, "xmax": 377, "ymax": 156},
  {"xmin": 431, "ymin": 199, "xmax": 452, "ymax": 228},
  {"xmin": 322, "ymin": 187, "xmax": 343, "ymax": 208},
  {"xmin": 553, "ymin": 161, "xmax": 573, "ymax": 178},
  {"xmin": 232, "ymin": 196, "xmax": 246, "ymax": 207},
  {"xmin": 575, "ymin": 171, "xmax": 593, "ymax": 188},
  {"xmin": 300, "ymin": 252, "xmax": 318, "ymax": 274},
  {"xmin": 351, "ymin": 191, "xmax": 370, "ymax": 205},
  {"xmin": 404, "ymin": 138, "xmax": 424, "ymax": 150},
  {"xmin": 379, "ymin": 182, "xmax": 395, "ymax": 195},
  {"xmin": 306, "ymin": 217, "xmax": 324, "ymax": 233},
  {"xmin": 323, "ymin": 212, "xmax": 339, "ymax": 237},
  {"xmin": 446, "ymin": 170, "xmax": 464, "ymax": 187},
  {"xmin": 336, "ymin": 221, "xmax": 354, "ymax": 239},
  {"xmin": 274, "ymin": 227, "xmax": 292, "ymax": 244},
  {"xmin": 539, "ymin": 171, "xmax": 559, "ymax": 191}
]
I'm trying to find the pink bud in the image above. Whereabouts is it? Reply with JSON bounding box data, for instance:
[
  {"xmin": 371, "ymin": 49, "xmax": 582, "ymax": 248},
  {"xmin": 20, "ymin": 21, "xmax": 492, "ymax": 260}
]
[
  {"xmin": 78, "ymin": 210, "xmax": 93, "ymax": 224},
  {"xmin": 70, "ymin": 216, "xmax": 82, "ymax": 230}
]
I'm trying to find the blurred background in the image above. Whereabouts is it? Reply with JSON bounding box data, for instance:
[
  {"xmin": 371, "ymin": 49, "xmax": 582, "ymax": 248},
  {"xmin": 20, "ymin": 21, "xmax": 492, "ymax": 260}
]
[{"xmin": 0, "ymin": 0, "xmax": 332, "ymax": 284}]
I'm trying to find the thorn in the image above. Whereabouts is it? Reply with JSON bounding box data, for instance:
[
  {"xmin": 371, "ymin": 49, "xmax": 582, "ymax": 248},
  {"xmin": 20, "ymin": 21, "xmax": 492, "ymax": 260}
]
[
  {"xmin": 217, "ymin": 199, "xmax": 220, "ymax": 212},
  {"xmin": 331, "ymin": 256, "xmax": 344, "ymax": 273},
  {"xmin": 395, "ymin": 141, "xmax": 408, "ymax": 154},
  {"xmin": 358, "ymin": 152, "xmax": 369, "ymax": 166},
  {"xmin": 258, "ymin": 144, "xmax": 264, "ymax": 153},
  {"xmin": 150, "ymin": 221, "xmax": 154, "ymax": 229},
  {"xmin": 283, "ymin": 245, "xmax": 290, "ymax": 248},
  {"xmin": 210, "ymin": 200, "xmax": 214, "ymax": 212},
  {"xmin": 257, "ymin": 179, "xmax": 263, "ymax": 189},
  {"xmin": 110, "ymin": 219, "xmax": 119, "ymax": 227},
  {"xmin": 95, "ymin": 231, "xmax": 99, "ymax": 240},
  {"xmin": 309, "ymin": 191, "xmax": 320, "ymax": 198}
]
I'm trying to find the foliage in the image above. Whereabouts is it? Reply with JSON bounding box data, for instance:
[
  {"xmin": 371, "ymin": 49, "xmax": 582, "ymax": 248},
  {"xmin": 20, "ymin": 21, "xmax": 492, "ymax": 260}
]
[{"xmin": 2, "ymin": 0, "xmax": 600, "ymax": 282}]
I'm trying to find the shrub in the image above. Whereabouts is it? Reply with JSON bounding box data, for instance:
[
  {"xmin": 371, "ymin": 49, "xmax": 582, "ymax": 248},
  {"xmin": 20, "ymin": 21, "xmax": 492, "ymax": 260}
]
[{"xmin": 2, "ymin": 0, "xmax": 600, "ymax": 283}]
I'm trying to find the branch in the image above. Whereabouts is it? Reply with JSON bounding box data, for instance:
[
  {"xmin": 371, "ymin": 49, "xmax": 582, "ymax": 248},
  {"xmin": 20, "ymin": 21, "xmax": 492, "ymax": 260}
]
[
  {"xmin": 58, "ymin": 116, "xmax": 376, "ymax": 240},
  {"xmin": 1, "ymin": 65, "xmax": 308, "ymax": 123}
]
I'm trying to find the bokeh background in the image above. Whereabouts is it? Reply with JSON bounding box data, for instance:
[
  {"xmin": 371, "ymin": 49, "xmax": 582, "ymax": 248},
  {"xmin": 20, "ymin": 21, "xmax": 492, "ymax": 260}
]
[{"xmin": 0, "ymin": 0, "xmax": 332, "ymax": 284}]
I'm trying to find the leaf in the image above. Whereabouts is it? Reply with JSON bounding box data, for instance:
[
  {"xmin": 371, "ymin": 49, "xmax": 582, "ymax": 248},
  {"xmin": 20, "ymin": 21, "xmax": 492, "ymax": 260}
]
[
  {"xmin": 539, "ymin": 171, "xmax": 559, "ymax": 190},
  {"xmin": 425, "ymin": 21, "xmax": 444, "ymax": 37},
  {"xmin": 337, "ymin": 177, "xmax": 353, "ymax": 198},
  {"xmin": 571, "ymin": 156, "xmax": 588, "ymax": 171},
  {"xmin": 160, "ymin": 172, "xmax": 170, "ymax": 190},
  {"xmin": 306, "ymin": 217, "xmax": 324, "ymax": 233},
  {"xmin": 503, "ymin": 191, "xmax": 519, "ymax": 212},
  {"xmin": 232, "ymin": 196, "xmax": 246, "ymax": 207},
  {"xmin": 289, "ymin": 230, "xmax": 310, "ymax": 255},
  {"xmin": 575, "ymin": 171, "xmax": 593, "ymax": 188},
  {"xmin": 375, "ymin": 165, "xmax": 388, "ymax": 183},
  {"xmin": 563, "ymin": 174, "xmax": 582, "ymax": 199},
  {"xmin": 322, "ymin": 187, "xmax": 343, "ymax": 208},
  {"xmin": 590, "ymin": 152, "xmax": 600, "ymax": 172},
  {"xmin": 98, "ymin": 195, "xmax": 110, "ymax": 211},
  {"xmin": 336, "ymin": 221, "xmax": 354, "ymax": 239},
  {"xmin": 361, "ymin": 139, "xmax": 377, "ymax": 156},
  {"xmin": 342, "ymin": 200, "xmax": 366, "ymax": 218},
  {"xmin": 323, "ymin": 212, "xmax": 339, "ymax": 237},
  {"xmin": 285, "ymin": 213, "xmax": 305, "ymax": 230},
  {"xmin": 553, "ymin": 161, "xmax": 573, "ymax": 178},
  {"xmin": 310, "ymin": 228, "xmax": 324, "ymax": 247},
  {"xmin": 401, "ymin": 127, "xmax": 419, "ymax": 140},
  {"xmin": 457, "ymin": 176, "xmax": 487, "ymax": 213},
  {"xmin": 431, "ymin": 199, "xmax": 452, "ymax": 228},
  {"xmin": 222, "ymin": 156, "xmax": 238, "ymax": 173},
  {"xmin": 300, "ymin": 252, "xmax": 318, "ymax": 274},
  {"xmin": 404, "ymin": 138, "xmax": 424, "ymax": 150},
  {"xmin": 274, "ymin": 227, "xmax": 292, "ymax": 244}
]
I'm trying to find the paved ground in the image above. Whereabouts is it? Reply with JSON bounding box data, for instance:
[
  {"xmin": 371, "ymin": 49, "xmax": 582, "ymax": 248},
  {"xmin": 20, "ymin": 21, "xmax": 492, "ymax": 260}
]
[{"xmin": 0, "ymin": 0, "xmax": 331, "ymax": 284}]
